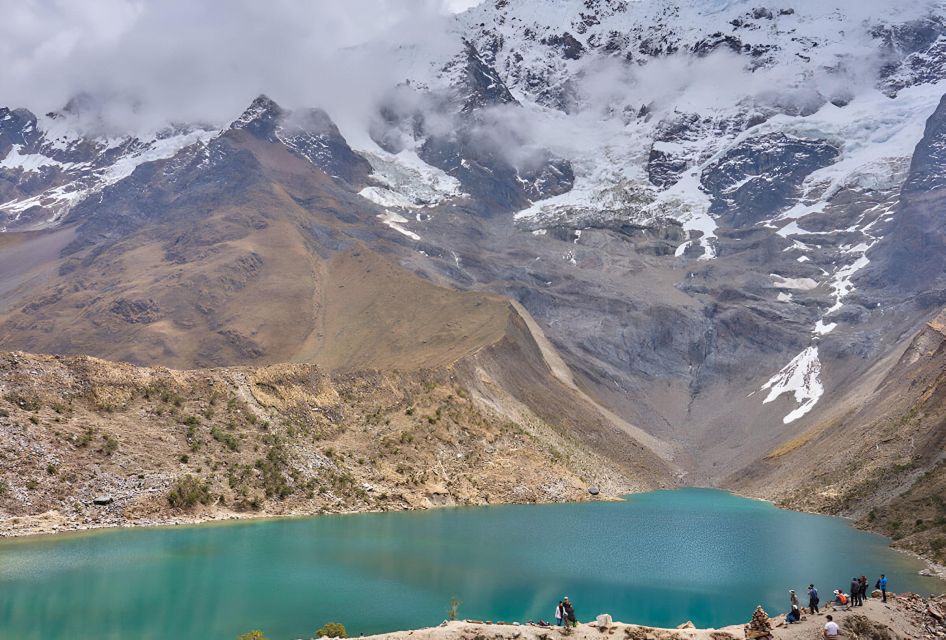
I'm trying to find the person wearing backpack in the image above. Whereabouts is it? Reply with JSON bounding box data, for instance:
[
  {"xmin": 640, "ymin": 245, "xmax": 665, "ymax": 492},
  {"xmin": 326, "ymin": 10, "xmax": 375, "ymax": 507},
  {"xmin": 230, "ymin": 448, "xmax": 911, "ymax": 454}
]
[{"xmin": 808, "ymin": 584, "xmax": 820, "ymax": 614}]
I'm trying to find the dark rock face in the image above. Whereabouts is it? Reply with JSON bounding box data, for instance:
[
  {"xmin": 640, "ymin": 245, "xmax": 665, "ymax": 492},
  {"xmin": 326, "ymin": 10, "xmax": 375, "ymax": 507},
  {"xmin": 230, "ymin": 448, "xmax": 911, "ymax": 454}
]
[
  {"xmin": 232, "ymin": 96, "xmax": 372, "ymax": 188},
  {"xmin": 0, "ymin": 108, "xmax": 42, "ymax": 157},
  {"xmin": 701, "ymin": 133, "xmax": 839, "ymax": 227},
  {"xmin": 647, "ymin": 110, "xmax": 771, "ymax": 188},
  {"xmin": 420, "ymin": 128, "xmax": 574, "ymax": 213},
  {"xmin": 371, "ymin": 41, "xmax": 574, "ymax": 214},
  {"xmin": 109, "ymin": 299, "xmax": 161, "ymax": 324},
  {"xmin": 448, "ymin": 40, "xmax": 519, "ymax": 113},
  {"xmin": 876, "ymin": 17, "xmax": 946, "ymax": 95},
  {"xmin": 877, "ymin": 93, "xmax": 946, "ymax": 292},
  {"xmin": 541, "ymin": 32, "xmax": 585, "ymax": 60}
]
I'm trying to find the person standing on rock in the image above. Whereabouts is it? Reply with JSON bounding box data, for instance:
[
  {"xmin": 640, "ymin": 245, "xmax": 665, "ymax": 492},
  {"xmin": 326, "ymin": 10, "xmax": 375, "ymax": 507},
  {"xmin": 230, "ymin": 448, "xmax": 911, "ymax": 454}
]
[
  {"xmin": 563, "ymin": 597, "xmax": 577, "ymax": 627},
  {"xmin": 555, "ymin": 601, "xmax": 564, "ymax": 626},
  {"xmin": 808, "ymin": 584, "xmax": 820, "ymax": 614},
  {"xmin": 877, "ymin": 574, "xmax": 888, "ymax": 602},
  {"xmin": 790, "ymin": 589, "xmax": 799, "ymax": 609},
  {"xmin": 850, "ymin": 577, "xmax": 861, "ymax": 607},
  {"xmin": 859, "ymin": 576, "xmax": 868, "ymax": 605}
]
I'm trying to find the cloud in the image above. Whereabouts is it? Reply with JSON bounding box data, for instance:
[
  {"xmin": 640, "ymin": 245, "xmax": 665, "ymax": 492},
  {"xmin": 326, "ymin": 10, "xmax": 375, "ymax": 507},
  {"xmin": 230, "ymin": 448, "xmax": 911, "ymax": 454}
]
[{"xmin": 0, "ymin": 0, "xmax": 461, "ymax": 132}]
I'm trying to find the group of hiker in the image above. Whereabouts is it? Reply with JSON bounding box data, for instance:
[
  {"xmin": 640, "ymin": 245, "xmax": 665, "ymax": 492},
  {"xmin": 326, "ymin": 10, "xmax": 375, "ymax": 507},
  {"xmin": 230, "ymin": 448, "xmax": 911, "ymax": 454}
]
[
  {"xmin": 553, "ymin": 597, "xmax": 577, "ymax": 627},
  {"xmin": 784, "ymin": 575, "xmax": 889, "ymax": 637},
  {"xmin": 546, "ymin": 573, "xmax": 890, "ymax": 637}
]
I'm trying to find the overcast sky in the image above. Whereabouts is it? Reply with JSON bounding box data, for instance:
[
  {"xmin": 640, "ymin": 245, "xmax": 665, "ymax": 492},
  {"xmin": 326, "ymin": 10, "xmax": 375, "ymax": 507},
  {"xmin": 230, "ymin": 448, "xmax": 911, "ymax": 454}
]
[{"xmin": 0, "ymin": 0, "xmax": 483, "ymax": 130}]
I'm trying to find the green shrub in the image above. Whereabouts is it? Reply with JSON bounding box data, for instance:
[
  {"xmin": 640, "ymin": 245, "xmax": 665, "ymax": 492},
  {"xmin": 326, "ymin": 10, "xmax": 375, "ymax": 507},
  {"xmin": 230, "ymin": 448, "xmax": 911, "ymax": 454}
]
[
  {"xmin": 448, "ymin": 596, "xmax": 461, "ymax": 620},
  {"xmin": 76, "ymin": 428, "xmax": 95, "ymax": 448},
  {"xmin": 315, "ymin": 622, "xmax": 347, "ymax": 638},
  {"xmin": 167, "ymin": 475, "xmax": 211, "ymax": 509},
  {"xmin": 256, "ymin": 444, "xmax": 292, "ymax": 499},
  {"xmin": 211, "ymin": 427, "xmax": 240, "ymax": 452},
  {"xmin": 100, "ymin": 435, "xmax": 119, "ymax": 456},
  {"xmin": 238, "ymin": 631, "xmax": 268, "ymax": 640}
]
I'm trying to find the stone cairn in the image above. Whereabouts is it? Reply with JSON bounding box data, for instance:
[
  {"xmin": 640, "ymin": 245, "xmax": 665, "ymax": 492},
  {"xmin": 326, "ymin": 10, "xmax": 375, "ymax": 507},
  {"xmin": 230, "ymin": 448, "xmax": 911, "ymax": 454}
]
[{"xmin": 744, "ymin": 606, "xmax": 773, "ymax": 640}]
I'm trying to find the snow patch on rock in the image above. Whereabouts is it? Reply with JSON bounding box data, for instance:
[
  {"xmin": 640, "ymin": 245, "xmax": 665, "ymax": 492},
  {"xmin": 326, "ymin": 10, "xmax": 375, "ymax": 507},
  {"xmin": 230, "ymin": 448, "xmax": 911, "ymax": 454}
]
[{"xmin": 761, "ymin": 346, "xmax": 825, "ymax": 424}]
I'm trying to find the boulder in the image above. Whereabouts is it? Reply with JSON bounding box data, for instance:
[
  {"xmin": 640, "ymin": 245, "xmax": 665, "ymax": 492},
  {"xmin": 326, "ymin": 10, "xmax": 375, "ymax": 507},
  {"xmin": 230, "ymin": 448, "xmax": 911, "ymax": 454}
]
[
  {"xmin": 928, "ymin": 604, "xmax": 944, "ymax": 622},
  {"xmin": 596, "ymin": 614, "xmax": 612, "ymax": 629},
  {"xmin": 92, "ymin": 495, "xmax": 113, "ymax": 506},
  {"xmin": 871, "ymin": 589, "xmax": 883, "ymax": 598},
  {"xmin": 588, "ymin": 486, "xmax": 600, "ymax": 496},
  {"xmin": 676, "ymin": 621, "xmax": 695, "ymax": 629}
]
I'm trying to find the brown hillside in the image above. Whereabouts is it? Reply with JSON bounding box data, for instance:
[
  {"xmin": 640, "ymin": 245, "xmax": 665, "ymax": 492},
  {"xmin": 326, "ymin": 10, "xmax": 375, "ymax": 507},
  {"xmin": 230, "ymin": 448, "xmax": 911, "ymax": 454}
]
[
  {"xmin": 730, "ymin": 308, "xmax": 946, "ymax": 564},
  {"xmin": 0, "ymin": 131, "xmax": 508, "ymax": 371}
]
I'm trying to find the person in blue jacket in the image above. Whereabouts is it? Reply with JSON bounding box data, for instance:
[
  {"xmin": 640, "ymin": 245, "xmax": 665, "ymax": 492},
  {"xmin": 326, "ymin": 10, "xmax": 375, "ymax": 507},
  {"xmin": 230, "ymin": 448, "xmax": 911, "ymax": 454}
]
[{"xmin": 877, "ymin": 574, "xmax": 888, "ymax": 602}]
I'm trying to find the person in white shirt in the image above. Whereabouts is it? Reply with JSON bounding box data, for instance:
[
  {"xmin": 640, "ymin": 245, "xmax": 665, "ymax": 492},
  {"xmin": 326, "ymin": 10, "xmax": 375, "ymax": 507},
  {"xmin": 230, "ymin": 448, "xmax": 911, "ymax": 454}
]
[{"xmin": 823, "ymin": 614, "xmax": 842, "ymax": 638}]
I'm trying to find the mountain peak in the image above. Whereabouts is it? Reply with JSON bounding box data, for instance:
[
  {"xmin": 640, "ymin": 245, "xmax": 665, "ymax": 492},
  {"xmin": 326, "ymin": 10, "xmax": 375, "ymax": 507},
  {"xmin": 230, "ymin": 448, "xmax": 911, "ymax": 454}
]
[{"xmin": 231, "ymin": 94, "xmax": 284, "ymax": 136}]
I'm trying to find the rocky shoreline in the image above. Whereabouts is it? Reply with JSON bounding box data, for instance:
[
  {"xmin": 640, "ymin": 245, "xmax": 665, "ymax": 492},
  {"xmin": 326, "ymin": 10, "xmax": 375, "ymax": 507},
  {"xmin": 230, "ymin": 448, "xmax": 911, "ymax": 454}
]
[{"xmin": 355, "ymin": 596, "xmax": 946, "ymax": 640}]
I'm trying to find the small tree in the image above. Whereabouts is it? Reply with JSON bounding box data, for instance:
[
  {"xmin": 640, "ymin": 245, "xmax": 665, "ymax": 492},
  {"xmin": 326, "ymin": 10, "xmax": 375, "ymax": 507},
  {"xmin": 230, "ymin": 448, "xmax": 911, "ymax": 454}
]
[
  {"xmin": 447, "ymin": 596, "xmax": 461, "ymax": 621},
  {"xmin": 315, "ymin": 622, "xmax": 348, "ymax": 638},
  {"xmin": 238, "ymin": 631, "xmax": 268, "ymax": 640}
]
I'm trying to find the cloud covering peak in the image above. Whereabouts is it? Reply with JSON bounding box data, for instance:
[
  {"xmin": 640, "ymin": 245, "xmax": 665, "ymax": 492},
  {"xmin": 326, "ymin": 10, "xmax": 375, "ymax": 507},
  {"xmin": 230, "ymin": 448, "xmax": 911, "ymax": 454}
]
[{"xmin": 0, "ymin": 0, "xmax": 465, "ymax": 132}]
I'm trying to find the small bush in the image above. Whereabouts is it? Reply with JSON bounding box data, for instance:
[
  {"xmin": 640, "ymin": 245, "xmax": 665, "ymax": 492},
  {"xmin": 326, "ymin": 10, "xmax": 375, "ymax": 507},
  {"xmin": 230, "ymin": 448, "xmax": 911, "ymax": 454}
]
[
  {"xmin": 100, "ymin": 435, "xmax": 119, "ymax": 456},
  {"xmin": 182, "ymin": 415, "xmax": 200, "ymax": 427},
  {"xmin": 46, "ymin": 464, "xmax": 57, "ymax": 476},
  {"xmin": 0, "ymin": 480, "xmax": 7, "ymax": 495},
  {"xmin": 76, "ymin": 428, "xmax": 95, "ymax": 448},
  {"xmin": 256, "ymin": 444, "xmax": 292, "ymax": 499},
  {"xmin": 447, "ymin": 596, "xmax": 461, "ymax": 621},
  {"xmin": 315, "ymin": 622, "xmax": 347, "ymax": 638},
  {"xmin": 238, "ymin": 631, "xmax": 268, "ymax": 640},
  {"xmin": 211, "ymin": 427, "xmax": 240, "ymax": 452},
  {"xmin": 842, "ymin": 614, "xmax": 895, "ymax": 640},
  {"xmin": 167, "ymin": 475, "xmax": 211, "ymax": 510}
]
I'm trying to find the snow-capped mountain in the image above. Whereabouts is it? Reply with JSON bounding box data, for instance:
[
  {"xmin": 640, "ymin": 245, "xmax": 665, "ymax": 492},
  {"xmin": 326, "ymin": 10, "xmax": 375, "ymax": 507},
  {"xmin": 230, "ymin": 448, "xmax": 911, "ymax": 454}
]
[
  {"xmin": 0, "ymin": 107, "xmax": 217, "ymax": 232},
  {"xmin": 2, "ymin": 0, "xmax": 946, "ymax": 480}
]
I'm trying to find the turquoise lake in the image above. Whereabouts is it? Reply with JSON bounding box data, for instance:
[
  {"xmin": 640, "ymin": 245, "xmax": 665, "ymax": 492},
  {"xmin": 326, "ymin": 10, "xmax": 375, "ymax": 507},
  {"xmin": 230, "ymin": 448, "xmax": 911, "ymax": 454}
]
[{"xmin": 0, "ymin": 488, "xmax": 942, "ymax": 640}]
